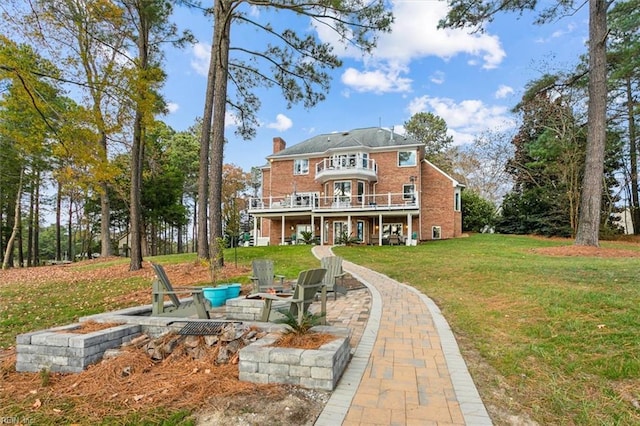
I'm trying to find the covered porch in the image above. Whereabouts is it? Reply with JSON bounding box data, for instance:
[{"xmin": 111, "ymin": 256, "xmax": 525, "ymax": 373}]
[{"xmin": 253, "ymin": 210, "xmax": 420, "ymax": 246}]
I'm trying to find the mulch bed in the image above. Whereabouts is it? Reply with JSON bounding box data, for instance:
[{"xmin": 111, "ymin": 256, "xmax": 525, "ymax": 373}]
[
  {"xmin": 273, "ymin": 332, "xmax": 337, "ymax": 349},
  {"xmin": 0, "ymin": 330, "xmax": 279, "ymax": 422},
  {"xmin": 532, "ymin": 244, "xmax": 640, "ymax": 258}
]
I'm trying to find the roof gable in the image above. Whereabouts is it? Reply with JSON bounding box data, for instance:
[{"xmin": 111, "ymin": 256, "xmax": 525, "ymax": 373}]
[{"xmin": 423, "ymin": 159, "xmax": 465, "ymax": 188}]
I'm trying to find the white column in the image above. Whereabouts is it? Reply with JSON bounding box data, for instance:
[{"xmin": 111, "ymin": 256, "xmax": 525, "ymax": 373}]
[
  {"xmin": 320, "ymin": 215, "xmax": 324, "ymax": 246},
  {"xmin": 281, "ymin": 216, "xmax": 285, "ymax": 245},
  {"xmin": 378, "ymin": 213, "xmax": 383, "ymax": 246},
  {"xmin": 253, "ymin": 216, "xmax": 258, "ymax": 246},
  {"xmin": 406, "ymin": 213, "xmax": 412, "ymax": 246}
]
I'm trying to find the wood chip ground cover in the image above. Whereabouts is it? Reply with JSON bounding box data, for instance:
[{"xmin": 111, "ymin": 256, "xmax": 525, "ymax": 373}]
[{"xmin": 0, "ymin": 259, "xmax": 326, "ymax": 425}]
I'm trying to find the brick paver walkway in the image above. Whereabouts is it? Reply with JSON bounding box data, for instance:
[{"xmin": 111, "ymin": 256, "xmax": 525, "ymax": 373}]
[{"xmin": 312, "ymin": 246, "xmax": 492, "ymax": 426}]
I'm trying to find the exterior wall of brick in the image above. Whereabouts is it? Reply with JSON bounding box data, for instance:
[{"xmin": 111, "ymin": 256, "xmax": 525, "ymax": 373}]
[
  {"xmin": 267, "ymin": 157, "xmax": 322, "ymax": 199},
  {"xmin": 419, "ymin": 161, "xmax": 461, "ymax": 240},
  {"xmin": 254, "ymin": 139, "xmax": 461, "ymax": 244},
  {"xmin": 265, "ymin": 149, "xmax": 421, "ymax": 201}
]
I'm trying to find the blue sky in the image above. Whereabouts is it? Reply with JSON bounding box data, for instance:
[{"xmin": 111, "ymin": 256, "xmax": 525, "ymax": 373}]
[{"xmin": 160, "ymin": 1, "xmax": 589, "ymax": 172}]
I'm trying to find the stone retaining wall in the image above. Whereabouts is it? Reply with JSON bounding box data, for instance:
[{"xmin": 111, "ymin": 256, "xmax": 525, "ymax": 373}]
[
  {"xmin": 239, "ymin": 326, "xmax": 350, "ymax": 391},
  {"xmin": 16, "ymin": 323, "xmax": 141, "ymax": 373}
]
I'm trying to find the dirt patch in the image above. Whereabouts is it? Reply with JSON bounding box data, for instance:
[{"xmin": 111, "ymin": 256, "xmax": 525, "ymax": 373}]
[
  {"xmin": 195, "ymin": 386, "xmax": 329, "ymax": 425},
  {"xmin": 532, "ymin": 244, "xmax": 640, "ymax": 258}
]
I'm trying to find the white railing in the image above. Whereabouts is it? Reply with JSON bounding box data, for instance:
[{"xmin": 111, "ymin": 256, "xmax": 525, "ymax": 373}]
[
  {"xmin": 248, "ymin": 192, "xmax": 418, "ymax": 212},
  {"xmin": 315, "ymin": 157, "xmax": 377, "ymax": 175}
]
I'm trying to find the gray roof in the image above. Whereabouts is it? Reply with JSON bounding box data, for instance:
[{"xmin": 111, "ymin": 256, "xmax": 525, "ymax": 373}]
[{"xmin": 268, "ymin": 127, "xmax": 422, "ymax": 158}]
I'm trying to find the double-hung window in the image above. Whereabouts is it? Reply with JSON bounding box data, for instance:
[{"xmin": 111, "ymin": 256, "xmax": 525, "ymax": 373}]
[
  {"xmin": 293, "ymin": 158, "xmax": 309, "ymax": 175},
  {"xmin": 403, "ymin": 184, "xmax": 415, "ymax": 200}
]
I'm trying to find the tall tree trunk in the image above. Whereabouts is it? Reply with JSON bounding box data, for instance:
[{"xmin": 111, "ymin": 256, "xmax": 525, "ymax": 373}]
[
  {"xmin": 3, "ymin": 169, "xmax": 23, "ymax": 270},
  {"xmin": 626, "ymin": 77, "xmax": 640, "ymax": 233},
  {"xmin": 192, "ymin": 200, "xmax": 197, "ymax": 252},
  {"xmin": 177, "ymin": 196, "xmax": 184, "ymax": 253},
  {"xmin": 209, "ymin": 0, "xmax": 231, "ymax": 268},
  {"xmin": 85, "ymin": 207, "xmax": 92, "ymax": 258},
  {"xmin": 67, "ymin": 197, "xmax": 73, "ymax": 261},
  {"xmin": 130, "ymin": 108, "xmax": 144, "ymax": 270},
  {"xmin": 16, "ymin": 210, "xmax": 23, "ymax": 268},
  {"xmin": 100, "ymin": 181, "xmax": 111, "ymax": 257},
  {"xmin": 197, "ymin": 26, "xmax": 218, "ymax": 261},
  {"xmin": 129, "ymin": 9, "xmax": 150, "ymax": 271},
  {"xmin": 575, "ymin": 0, "xmax": 608, "ymax": 247},
  {"xmin": 150, "ymin": 221, "xmax": 157, "ymax": 256},
  {"xmin": 27, "ymin": 179, "xmax": 34, "ymax": 267},
  {"xmin": 56, "ymin": 180, "xmax": 62, "ymax": 261},
  {"xmin": 33, "ymin": 173, "xmax": 40, "ymax": 266},
  {"xmin": 100, "ymin": 132, "xmax": 111, "ymax": 257}
]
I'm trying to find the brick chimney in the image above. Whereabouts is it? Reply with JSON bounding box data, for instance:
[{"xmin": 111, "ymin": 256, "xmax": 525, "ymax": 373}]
[{"xmin": 273, "ymin": 137, "xmax": 286, "ymax": 154}]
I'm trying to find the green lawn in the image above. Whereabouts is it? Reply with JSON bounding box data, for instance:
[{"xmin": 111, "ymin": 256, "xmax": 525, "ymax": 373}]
[
  {"xmin": 0, "ymin": 245, "xmax": 319, "ymax": 350},
  {"xmin": 2, "ymin": 235, "xmax": 640, "ymax": 424},
  {"xmin": 333, "ymin": 234, "xmax": 640, "ymax": 425}
]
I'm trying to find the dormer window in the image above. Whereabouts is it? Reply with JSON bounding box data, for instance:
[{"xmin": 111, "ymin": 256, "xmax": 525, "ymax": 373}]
[
  {"xmin": 294, "ymin": 158, "xmax": 309, "ymax": 175},
  {"xmin": 398, "ymin": 151, "xmax": 416, "ymax": 167}
]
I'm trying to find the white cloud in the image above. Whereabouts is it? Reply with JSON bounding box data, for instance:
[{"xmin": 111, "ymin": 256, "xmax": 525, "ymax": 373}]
[
  {"xmin": 341, "ymin": 65, "xmax": 412, "ymax": 94},
  {"xmin": 166, "ymin": 102, "xmax": 179, "ymax": 113},
  {"xmin": 337, "ymin": 2, "xmax": 504, "ymax": 68},
  {"xmin": 406, "ymin": 95, "xmax": 516, "ymax": 145},
  {"xmin": 191, "ymin": 42, "xmax": 210, "ymax": 77},
  {"xmin": 430, "ymin": 71, "xmax": 445, "ymax": 85},
  {"xmin": 536, "ymin": 22, "xmax": 578, "ymax": 43},
  {"xmin": 495, "ymin": 85, "xmax": 514, "ymax": 99},
  {"xmin": 248, "ymin": 5, "xmax": 260, "ymax": 17},
  {"xmin": 552, "ymin": 23, "xmax": 576, "ymax": 38},
  {"xmin": 267, "ymin": 114, "xmax": 293, "ymax": 131},
  {"xmin": 314, "ymin": 1, "xmax": 505, "ymax": 94}
]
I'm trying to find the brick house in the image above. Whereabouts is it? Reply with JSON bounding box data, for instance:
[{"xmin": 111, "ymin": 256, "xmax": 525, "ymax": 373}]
[{"xmin": 248, "ymin": 127, "xmax": 463, "ymax": 246}]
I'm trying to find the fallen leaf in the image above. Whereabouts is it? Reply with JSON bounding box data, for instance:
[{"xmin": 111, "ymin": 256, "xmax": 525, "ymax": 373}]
[{"xmin": 32, "ymin": 398, "xmax": 42, "ymax": 409}]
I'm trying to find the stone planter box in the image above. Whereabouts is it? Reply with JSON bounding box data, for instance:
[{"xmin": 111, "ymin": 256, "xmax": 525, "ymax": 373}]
[
  {"xmin": 16, "ymin": 323, "xmax": 141, "ymax": 373},
  {"xmin": 238, "ymin": 326, "xmax": 350, "ymax": 391}
]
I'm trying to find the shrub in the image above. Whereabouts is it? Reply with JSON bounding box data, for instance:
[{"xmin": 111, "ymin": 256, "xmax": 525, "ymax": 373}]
[{"xmin": 461, "ymin": 190, "xmax": 496, "ymax": 232}]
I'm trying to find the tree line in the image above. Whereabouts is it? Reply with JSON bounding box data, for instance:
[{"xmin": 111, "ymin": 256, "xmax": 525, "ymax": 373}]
[
  {"xmin": 410, "ymin": 0, "xmax": 639, "ymax": 240},
  {"xmin": 2, "ymin": 0, "xmax": 638, "ymax": 269},
  {"xmin": 0, "ymin": 0, "xmax": 392, "ymax": 270}
]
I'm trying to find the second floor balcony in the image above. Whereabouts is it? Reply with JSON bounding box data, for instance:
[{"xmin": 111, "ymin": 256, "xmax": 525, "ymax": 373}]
[
  {"xmin": 315, "ymin": 155, "xmax": 378, "ymax": 184},
  {"xmin": 248, "ymin": 192, "xmax": 418, "ymax": 214}
]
